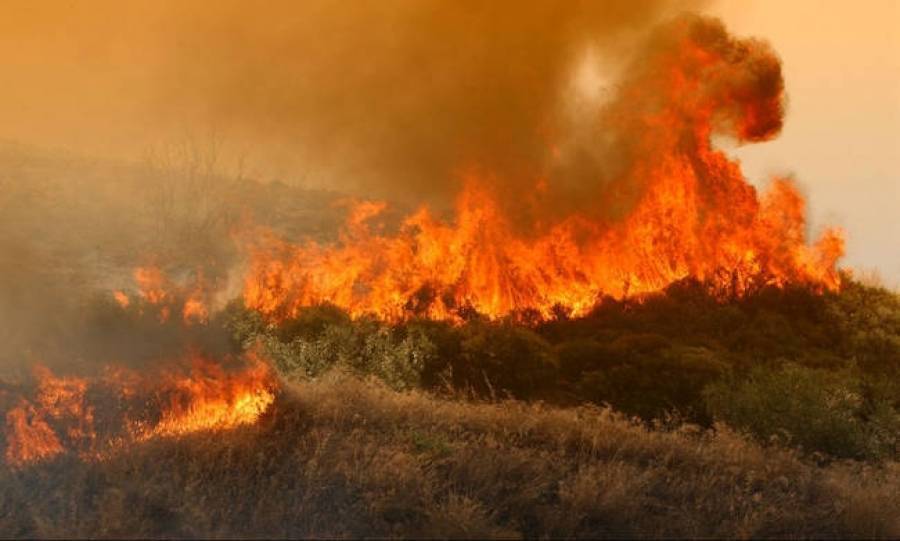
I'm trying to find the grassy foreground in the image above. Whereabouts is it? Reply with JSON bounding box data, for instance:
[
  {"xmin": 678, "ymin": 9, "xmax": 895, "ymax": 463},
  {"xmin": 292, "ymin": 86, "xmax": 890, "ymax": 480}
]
[{"xmin": 2, "ymin": 373, "xmax": 897, "ymax": 539}]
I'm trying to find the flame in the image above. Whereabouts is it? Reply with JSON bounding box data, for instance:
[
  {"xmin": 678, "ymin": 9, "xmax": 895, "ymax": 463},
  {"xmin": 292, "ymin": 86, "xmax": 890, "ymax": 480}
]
[
  {"xmin": 135, "ymin": 354, "xmax": 275, "ymax": 439},
  {"xmin": 2, "ymin": 355, "xmax": 276, "ymax": 467},
  {"xmin": 181, "ymin": 294, "xmax": 209, "ymax": 325},
  {"xmin": 240, "ymin": 20, "xmax": 844, "ymax": 324},
  {"xmin": 118, "ymin": 266, "xmax": 210, "ymax": 324},
  {"xmin": 4, "ymin": 367, "xmax": 93, "ymax": 466},
  {"xmin": 134, "ymin": 266, "xmax": 169, "ymax": 306},
  {"xmin": 112, "ymin": 290, "xmax": 130, "ymax": 308},
  {"xmin": 5, "ymin": 401, "xmax": 64, "ymax": 466}
]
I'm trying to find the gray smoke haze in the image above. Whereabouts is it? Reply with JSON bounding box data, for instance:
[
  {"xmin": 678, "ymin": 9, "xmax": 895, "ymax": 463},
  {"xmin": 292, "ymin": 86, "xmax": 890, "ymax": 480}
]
[
  {"xmin": 156, "ymin": 0, "xmax": 692, "ymax": 201},
  {"xmin": 2, "ymin": 1, "xmax": 734, "ymax": 372},
  {"xmin": 0, "ymin": 0, "xmax": 701, "ymax": 203}
]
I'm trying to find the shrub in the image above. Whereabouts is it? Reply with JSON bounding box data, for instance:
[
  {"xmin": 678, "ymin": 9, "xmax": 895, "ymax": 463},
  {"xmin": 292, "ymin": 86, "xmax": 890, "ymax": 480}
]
[
  {"xmin": 353, "ymin": 324, "xmax": 435, "ymax": 391},
  {"xmin": 457, "ymin": 322, "xmax": 558, "ymax": 398},
  {"xmin": 218, "ymin": 299, "xmax": 266, "ymax": 349},
  {"xmin": 578, "ymin": 344, "xmax": 726, "ymax": 421},
  {"xmin": 398, "ymin": 320, "xmax": 461, "ymax": 390},
  {"xmin": 825, "ymin": 279, "xmax": 900, "ymax": 376},
  {"xmin": 273, "ymin": 303, "xmax": 352, "ymax": 342},
  {"xmin": 555, "ymin": 339, "xmax": 609, "ymax": 380},
  {"xmin": 256, "ymin": 310, "xmax": 434, "ymax": 392},
  {"xmin": 704, "ymin": 363, "xmax": 898, "ymax": 460}
]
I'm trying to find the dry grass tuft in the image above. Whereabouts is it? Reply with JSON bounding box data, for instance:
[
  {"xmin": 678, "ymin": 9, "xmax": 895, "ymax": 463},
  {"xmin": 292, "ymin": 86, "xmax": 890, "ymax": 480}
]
[{"xmin": 1, "ymin": 373, "xmax": 898, "ymax": 538}]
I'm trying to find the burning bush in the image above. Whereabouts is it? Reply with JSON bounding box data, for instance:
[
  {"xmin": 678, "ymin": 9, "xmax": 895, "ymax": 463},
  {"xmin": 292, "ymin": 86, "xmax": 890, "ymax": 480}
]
[
  {"xmin": 223, "ymin": 276, "xmax": 900, "ymax": 462},
  {"xmin": 240, "ymin": 16, "xmax": 843, "ymax": 325},
  {"xmin": 1, "ymin": 353, "xmax": 277, "ymax": 468}
]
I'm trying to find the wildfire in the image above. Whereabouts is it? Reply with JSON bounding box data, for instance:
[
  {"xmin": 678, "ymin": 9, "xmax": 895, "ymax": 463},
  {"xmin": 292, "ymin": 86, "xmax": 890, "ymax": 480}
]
[
  {"xmin": 136, "ymin": 354, "xmax": 275, "ymax": 439},
  {"xmin": 116, "ymin": 266, "xmax": 210, "ymax": 324},
  {"xmin": 2, "ymin": 354, "xmax": 276, "ymax": 467},
  {"xmin": 241, "ymin": 17, "xmax": 844, "ymax": 324},
  {"xmin": 112, "ymin": 290, "xmax": 130, "ymax": 308}
]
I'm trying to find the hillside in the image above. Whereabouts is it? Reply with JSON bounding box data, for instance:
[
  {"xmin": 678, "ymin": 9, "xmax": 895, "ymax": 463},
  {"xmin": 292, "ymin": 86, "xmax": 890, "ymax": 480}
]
[
  {"xmin": 1, "ymin": 144, "xmax": 899, "ymax": 539},
  {"xmin": 2, "ymin": 374, "xmax": 898, "ymax": 539},
  {"xmin": 1, "ymin": 4, "xmax": 898, "ymax": 539}
]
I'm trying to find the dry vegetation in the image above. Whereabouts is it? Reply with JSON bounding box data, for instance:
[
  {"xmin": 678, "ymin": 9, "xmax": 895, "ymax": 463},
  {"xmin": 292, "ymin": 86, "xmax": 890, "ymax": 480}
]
[
  {"xmin": 0, "ymin": 4, "xmax": 897, "ymax": 536},
  {"xmin": 1, "ymin": 144, "xmax": 899, "ymax": 539},
  {"xmin": 2, "ymin": 374, "xmax": 898, "ymax": 539}
]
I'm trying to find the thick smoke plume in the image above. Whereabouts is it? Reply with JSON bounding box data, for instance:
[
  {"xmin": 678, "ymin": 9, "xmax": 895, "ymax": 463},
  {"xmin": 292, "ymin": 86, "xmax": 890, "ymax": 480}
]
[
  {"xmin": 0, "ymin": 0, "xmax": 698, "ymax": 368},
  {"xmin": 0, "ymin": 2, "xmax": 844, "ymax": 365},
  {"xmin": 240, "ymin": 14, "xmax": 843, "ymax": 322},
  {"xmin": 0, "ymin": 0, "xmax": 697, "ymax": 207}
]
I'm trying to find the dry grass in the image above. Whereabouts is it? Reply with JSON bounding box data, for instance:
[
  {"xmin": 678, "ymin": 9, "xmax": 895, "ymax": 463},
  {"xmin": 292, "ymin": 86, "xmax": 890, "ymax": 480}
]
[{"xmin": 2, "ymin": 373, "xmax": 898, "ymax": 539}]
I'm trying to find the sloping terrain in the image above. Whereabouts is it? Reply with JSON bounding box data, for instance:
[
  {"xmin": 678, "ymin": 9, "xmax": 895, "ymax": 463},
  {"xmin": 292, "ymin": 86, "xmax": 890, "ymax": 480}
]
[
  {"xmin": 1, "ymin": 144, "xmax": 898, "ymax": 539},
  {"xmin": 2, "ymin": 375, "xmax": 897, "ymax": 539}
]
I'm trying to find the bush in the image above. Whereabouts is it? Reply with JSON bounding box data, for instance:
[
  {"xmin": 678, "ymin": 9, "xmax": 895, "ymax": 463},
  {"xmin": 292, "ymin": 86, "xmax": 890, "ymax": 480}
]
[
  {"xmin": 254, "ymin": 309, "xmax": 434, "ymax": 392},
  {"xmin": 235, "ymin": 279, "xmax": 900, "ymax": 459},
  {"xmin": 353, "ymin": 324, "xmax": 436, "ymax": 391},
  {"xmin": 705, "ymin": 363, "xmax": 898, "ymax": 460},
  {"xmin": 399, "ymin": 319, "xmax": 461, "ymax": 390},
  {"xmin": 555, "ymin": 339, "xmax": 610, "ymax": 380},
  {"xmin": 218, "ymin": 299, "xmax": 266, "ymax": 349},
  {"xmin": 273, "ymin": 303, "xmax": 352, "ymax": 342},
  {"xmin": 577, "ymin": 343, "xmax": 726, "ymax": 421},
  {"xmin": 457, "ymin": 322, "xmax": 558, "ymax": 398},
  {"xmin": 825, "ymin": 279, "xmax": 900, "ymax": 376}
]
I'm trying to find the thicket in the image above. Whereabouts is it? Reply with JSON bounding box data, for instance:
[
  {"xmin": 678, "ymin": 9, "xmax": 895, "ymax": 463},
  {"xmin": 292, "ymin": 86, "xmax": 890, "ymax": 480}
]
[{"xmin": 223, "ymin": 276, "xmax": 900, "ymax": 461}]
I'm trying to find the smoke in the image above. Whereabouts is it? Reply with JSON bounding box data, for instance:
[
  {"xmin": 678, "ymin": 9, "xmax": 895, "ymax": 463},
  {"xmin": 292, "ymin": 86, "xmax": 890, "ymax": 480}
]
[
  {"xmin": 552, "ymin": 13, "xmax": 786, "ymax": 222},
  {"xmin": 164, "ymin": 0, "xmax": 699, "ymax": 198},
  {"xmin": 237, "ymin": 13, "xmax": 843, "ymax": 324},
  {"xmin": 2, "ymin": 2, "xmax": 816, "ymax": 368},
  {"xmin": 0, "ymin": 0, "xmax": 701, "ymax": 204}
]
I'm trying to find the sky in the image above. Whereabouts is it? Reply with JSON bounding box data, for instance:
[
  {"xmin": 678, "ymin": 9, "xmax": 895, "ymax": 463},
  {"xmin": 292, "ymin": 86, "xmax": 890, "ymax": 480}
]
[
  {"xmin": 0, "ymin": 0, "xmax": 897, "ymax": 285},
  {"xmin": 710, "ymin": 0, "xmax": 900, "ymax": 286}
]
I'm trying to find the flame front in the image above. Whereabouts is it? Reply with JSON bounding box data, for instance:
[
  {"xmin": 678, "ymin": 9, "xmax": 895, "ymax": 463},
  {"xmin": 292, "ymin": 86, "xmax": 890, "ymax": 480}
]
[
  {"xmin": 2, "ymin": 355, "xmax": 276, "ymax": 467},
  {"xmin": 136, "ymin": 355, "xmax": 275, "ymax": 439},
  {"xmin": 120, "ymin": 266, "xmax": 210, "ymax": 324},
  {"xmin": 241, "ymin": 18, "xmax": 844, "ymax": 324}
]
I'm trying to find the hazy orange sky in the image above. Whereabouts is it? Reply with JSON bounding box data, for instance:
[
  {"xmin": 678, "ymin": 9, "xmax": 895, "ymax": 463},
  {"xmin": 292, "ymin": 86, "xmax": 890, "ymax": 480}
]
[
  {"xmin": 0, "ymin": 0, "xmax": 897, "ymax": 285},
  {"xmin": 711, "ymin": 0, "xmax": 900, "ymax": 286}
]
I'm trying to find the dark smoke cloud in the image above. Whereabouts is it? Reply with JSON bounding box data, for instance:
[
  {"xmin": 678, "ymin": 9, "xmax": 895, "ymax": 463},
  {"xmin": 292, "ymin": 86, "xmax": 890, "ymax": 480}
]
[
  {"xmin": 156, "ymin": 0, "xmax": 693, "ymax": 201},
  {"xmin": 0, "ymin": 0, "xmax": 701, "ymax": 205},
  {"xmin": 553, "ymin": 13, "xmax": 786, "ymax": 223},
  {"xmin": 7, "ymin": 2, "xmax": 793, "ymax": 373}
]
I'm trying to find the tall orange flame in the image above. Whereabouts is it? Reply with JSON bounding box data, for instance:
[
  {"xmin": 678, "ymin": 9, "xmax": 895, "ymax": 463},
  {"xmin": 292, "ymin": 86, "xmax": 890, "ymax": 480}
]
[{"xmin": 241, "ymin": 18, "xmax": 843, "ymax": 324}]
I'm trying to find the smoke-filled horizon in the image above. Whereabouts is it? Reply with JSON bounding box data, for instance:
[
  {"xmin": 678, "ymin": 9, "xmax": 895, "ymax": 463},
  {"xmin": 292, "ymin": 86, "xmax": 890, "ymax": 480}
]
[
  {"xmin": 1, "ymin": 0, "xmax": 896, "ymax": 283},
  {"xmin": 0, "ymin": 0, "xmax": 897, "ymax": 327},
  {"xmin": 0, "ymin": 0, "xmax": 701, "ymax": 204},
  {"xmin": 0, "ymin": 0, "xmax": 703, "ymax": 371}
]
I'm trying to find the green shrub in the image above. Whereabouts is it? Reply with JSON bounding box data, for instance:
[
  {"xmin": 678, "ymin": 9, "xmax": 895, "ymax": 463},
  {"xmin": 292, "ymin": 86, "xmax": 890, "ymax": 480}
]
[
  {"xmin": 825, "ymin": 279, "xmax": 900, "ymax": 376},
  {"xmin": 457, "ymin": 322, "xmax": 558, "ymax": 398},
  {"xmin": 236, "ymin": 279, "xmax": 900, "ymax": 447},
  {"xmin": 578, "ymin": 344, "xmax": 726, "ymax": 421},
  {"xmin": 218, "ymin": 299, "xmax": 266, "ymax": 349},
  {"xmin": 258, "ymin": 327, "xmax": 347, "ymax": 380},
  {"xmin": 398, "ymin": 320, "xmax": 461, "ymax": 389},
  {"xmin": 353, "ymin": 324, "xmax": 435, "ymax": 391},
  {"xmin": 555, "ymin": 339, "xmax": 609, "ymax": 380},
  {"xmin": 705, "ymin": 363, "xmax": 898, "ymax": 460},
  {"xmin": 255, "ymin": 310, "xmax": 434, "ymax": 391},
  {"xmin": 273, "ymin": 303, "xmax": 352, "ymax": 342}
]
